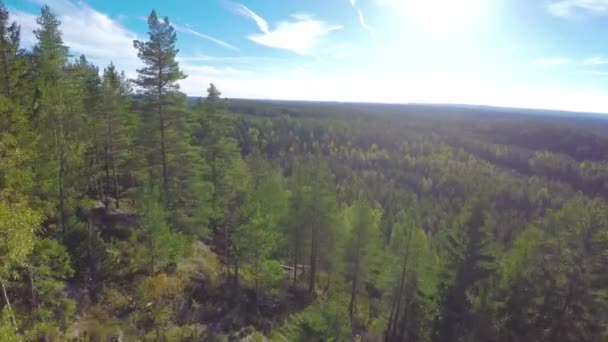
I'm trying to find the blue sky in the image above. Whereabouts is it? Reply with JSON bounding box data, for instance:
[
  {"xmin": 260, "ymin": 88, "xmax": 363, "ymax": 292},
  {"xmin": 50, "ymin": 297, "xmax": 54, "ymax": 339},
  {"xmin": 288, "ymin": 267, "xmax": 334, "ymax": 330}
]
[{"xmin": 6, "ymin": 0, "xmax": 608, "ymax": 112}]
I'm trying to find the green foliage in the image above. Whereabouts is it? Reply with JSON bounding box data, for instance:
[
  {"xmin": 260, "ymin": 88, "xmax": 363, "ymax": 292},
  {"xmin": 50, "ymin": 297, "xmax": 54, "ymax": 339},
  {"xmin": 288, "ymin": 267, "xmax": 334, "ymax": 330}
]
[
  {"xmin": 136, "ymin": 272, "xmax": 187, "ymax": 340},
  {"xmin": 132, "ymin": 9, "xmax": 189, "ymax": 212},
  {"xmin": 497, "ymin": 196, "xmax": 608, "ymax": 341},
  {"xmin": 383, "ymin": 208, "xmax": 439, "ymax": 341},
  {"xmin": 236, "ymin": 154, "xmax": 289, "ymax": 300},
  {"xmin": 342, "ymin": 195, "xmax": 383, "ymax": 323},
  {"xmin": 0, "ymin": 196, "xmax": 40, "ymax": 277},
  {"xmin": 435, "ymin": 203, "xmax": 496, "ymax": 340},
  {"xmin": 138, "ymin": 186, "xmax": 187, "ymax": 274},
  {"xmin": 274, "ymin": 298, "xmax": 351, "ymax": 342},
  {"xmin": 21, "ymin": 238, "xmax": 75, "ymax": 338},
  {"xmin": 132, "ymin": 10, "xmax": 185, "ymax": 96},
  {"xmin": 288, "ymin": 156, "xmax": 339, "ymax": 292},
  {"xmin": 0, "ymin": 309, "xmax": 19, "ymax": 342}
]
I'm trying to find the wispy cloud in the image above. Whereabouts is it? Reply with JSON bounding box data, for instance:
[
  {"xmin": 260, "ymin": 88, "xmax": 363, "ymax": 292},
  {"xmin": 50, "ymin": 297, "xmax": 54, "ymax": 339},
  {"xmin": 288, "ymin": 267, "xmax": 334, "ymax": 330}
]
[
  {"xmin": 533, "ymin": 57, "xmax": 572, "ymax": 65},
  {"xmin": 348, "ymin": 0, "xmax": 376, "ymax": 39},
  {"xmin": 178, "ymin": 54, "xmax": 277, "ymax": 63},
  {"xmin": 583, "ymin": 56, "xmax": 608, "ymax": 65},
  {"xmin": 8, "ymin": 0, "xmax": 249, "ymax": 91},
  {"xmin": 233, "ymin": 4, "xmax": 269, "ymax": 33},
  {"xmin": 172, "ymin": 23, "xmax": 239, "ymax": 51},
  {"xmin": 233, "ymin": 4, "xmax": 342, "ymax": 55},
  {"xmin": 10, "ymin": 0, "xmax": 140, "ymax": 76},
  {"xmin": 546, "ymin": 0, "xmax": 608, "ymax": 17}
]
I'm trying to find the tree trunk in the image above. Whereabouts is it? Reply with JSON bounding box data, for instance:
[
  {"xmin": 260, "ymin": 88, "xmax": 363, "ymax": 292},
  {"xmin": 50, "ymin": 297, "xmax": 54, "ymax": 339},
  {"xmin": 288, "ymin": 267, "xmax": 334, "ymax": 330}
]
[
  {"xmin": 224, "ymin": 216, "xmax": 231, "ymax": 282},
  {"xmin": 59, "ymin": 150, "xmax": 67, "ymax": 239},
  {"xmin": 29, "ymin": 268, "xmax": 38, "ymax": 309},
  {"xmin": 157, "ymin": 81, "xmax": 169, "ymax": 209},
  {"xmin": 387, "ymin": 227, "xmax": 413, "ymax": 341},
  {"xmin": 87, "ymin": 216, "xmax": 97, "ymax": 302},
  {"xmin": 0, "ymin": 278, "xmax": 17, "ymax": 333},
  {"xmin": 389, "ymin": 293, "xmax": 405, "ymax": 341},
  {"xmin": 55, "ymin": 96, "xmax": 68, "ymax": 240},
  {"xmin": 159, "ymin": 109, "xmax": 169, "ymax": 206},
  {"xmin": 308, "ymin": 225, "xmax": 317, "ymax": 294},
  {"xmin": 324, "ymin": 270, "xmax": 332, "ymax": 294},
  {"xmin": 93, "ymin": 141, "xmax": 106, "ymax": 207},
  {"xmin": 112, "ymin": 158, "xmax": 120, "ymax": 208},
  {"xmin": 397, "ymin": 285, "xmax": 414, "ymax": 341},
  {"xmin": 292, "ymin": 227, "xmax": 299, "ymax": 288},
  {"xmin": 104, "ymin": 105, "xmax": 112, "ymax": 208},
  {"xmin": 349, "ymin": 257, "xmax": 360, "ymax": 322},
  {"xmin": 0, "ymin": 40, "xmax": 11, "ymax": 98},
  {"xmin": 234, "ymin": 257, "xmax": 240, "ymax": 297},
  {"xmin": 292, "ymin": 255, "xmax": 298, "ymax": 288},
  {"xmin": 149, "ymin": 226, "xmax": 156, "ymax": 275},
  {"xmin": 254, "ymin": 258, "xmax": 260, "ymax": 313}
]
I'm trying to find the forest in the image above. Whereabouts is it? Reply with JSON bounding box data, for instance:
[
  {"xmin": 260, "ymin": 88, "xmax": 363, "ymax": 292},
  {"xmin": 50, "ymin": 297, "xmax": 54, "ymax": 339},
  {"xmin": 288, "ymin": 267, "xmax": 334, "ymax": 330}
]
[{"xmin": 1, "ymin": 2, "xmax": 608, "ymax": 341}]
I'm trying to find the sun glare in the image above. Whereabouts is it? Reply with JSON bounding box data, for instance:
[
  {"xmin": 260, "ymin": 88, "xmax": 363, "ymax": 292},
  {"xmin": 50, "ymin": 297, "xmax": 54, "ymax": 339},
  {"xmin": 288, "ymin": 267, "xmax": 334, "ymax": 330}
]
[{"xmin": 397, "ymin": 0, "xmax": 485, "ymax": 35}]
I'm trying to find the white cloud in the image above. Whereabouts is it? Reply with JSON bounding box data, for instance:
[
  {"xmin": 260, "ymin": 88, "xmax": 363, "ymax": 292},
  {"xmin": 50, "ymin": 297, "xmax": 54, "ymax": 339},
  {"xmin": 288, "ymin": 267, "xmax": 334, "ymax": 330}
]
[
  {"xmin": 347, "ymin": 0, "xmax": 376, "ymax": 39},
  {"xmin": 8, "ymin": 10, "xmax": 37, "ymax": 47},
  {"xmin": 9, "ymin": 0, "xmax": 140, "ymax": 76},
  {"xmin": 547, "ymin": 0, "xmax": 608, "ymax": 17},
  {"xmin": 9, "ymin": 0, "xmax": 244, "ymax": 83},
  {"xmin": 533, "ymin": 57, "xmax": 572, "ymax": 65},
  {"xmin": 177, "ymin": 55, "xmax": 276, "ymax": 63},
  {"xmin": 233, "ymin": 4, "xmax": 342, "ymax": 55},
  {"xmin": 172, "ymin": 24, "xmax": 239, "ymax": 51},
  {"xmin": 583, "ymin": 56, "xmax": 608, "ymax": 65},
  {"xmin": 233, "ymin": 4, "xmax": 269, "ymax": 33}
]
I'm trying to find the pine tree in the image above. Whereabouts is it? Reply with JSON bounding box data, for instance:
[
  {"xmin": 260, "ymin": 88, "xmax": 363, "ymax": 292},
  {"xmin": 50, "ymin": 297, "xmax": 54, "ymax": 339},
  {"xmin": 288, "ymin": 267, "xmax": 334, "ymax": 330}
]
[
  {"xmin": 138, "ymin": 185, "xmax": 185, "ymax": 275},
  {"xmin": 0, "ymin": 6, "xmax": 41, "ymax": 336},
  {"xmin": 384, "ymin": 209, "xmax": 439, "ymax": 342},
  {"xmin": 342, "ymin": 195, "xmax": 382, "ymax": 324},
  {"xmin": 20, "ymin": 238, "xmax": 75, "ymax": 339},
  {"xmin": 235, "ymin": 153, "xmax": 288, "ymax": 308},
  {"xmin": 288, "ymin": 156, "xmax": 339, "ymax": 294},
  {"xmin": 32, "ymin": 6, "xmax": 88, "ymax": 237},
  {"xmin": 0, "ymin": 1, "xmax": 20, "ymax": 98},
  {"xmin": 435, "ymin": 203, "xmax": 495, "ymax": 341},
  {"xmin": 133, "ymin": 10, "xmax": 186, "ymax": 207},
  {"xmin": 100, "ymin": 64, "xmax": 139, "ymax": 208},
  {"xmin": 206, "ymin": 82, "xmax": 222, "ymax": 114}
]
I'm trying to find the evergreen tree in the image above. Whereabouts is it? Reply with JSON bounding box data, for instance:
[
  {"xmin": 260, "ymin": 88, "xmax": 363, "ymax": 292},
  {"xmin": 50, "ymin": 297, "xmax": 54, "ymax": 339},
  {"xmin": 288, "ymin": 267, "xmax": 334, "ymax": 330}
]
[
  {"xmin": 137, "ymin": 185, "xmax": 186, "ymax": 275},
  {"xmin": 0, "ymin": 1, "xmax": 21, "ymax": 98},
  {"xmin": 435, "ymin": 203, "xmax": 495, "ymax": 341},
  {"xmin": 384, "ymin": 209, "xmax": 439, "ymax": 342},
  {"xmin": 100, "ymin": 64, "xmax": 139, "ymax": 208},
  {"xmin": 342, "ymin": 195, "xmax": 383, "ymax": 324},
  {"xmin": 206, "ymin": 82, "xmax": 222, "ymax": 114},
  {"xmin": 288, "ymin": 156, "xmax": 339, "ymax": 294},
  {"xmin": 32, "ymin": 6, "xmax": 88, "ymax": 238},
  {"xmin": 21, "ymin": 238, "xmax": 75, "ymax": 339},
  {"xmin": 235, "ymin": 153, "xmax": 288, "ymax": 308},
  {"xmin": 133, "ymin": 10, "xmax": 186, "ymax": 207}
]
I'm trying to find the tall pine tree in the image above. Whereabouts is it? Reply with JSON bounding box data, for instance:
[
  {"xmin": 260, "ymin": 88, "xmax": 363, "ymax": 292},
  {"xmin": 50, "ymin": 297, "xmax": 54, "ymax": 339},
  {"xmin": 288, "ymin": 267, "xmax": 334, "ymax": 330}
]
[{"xmin": 132, "ymin": 10, "xmax": 186, "ymax": 208}]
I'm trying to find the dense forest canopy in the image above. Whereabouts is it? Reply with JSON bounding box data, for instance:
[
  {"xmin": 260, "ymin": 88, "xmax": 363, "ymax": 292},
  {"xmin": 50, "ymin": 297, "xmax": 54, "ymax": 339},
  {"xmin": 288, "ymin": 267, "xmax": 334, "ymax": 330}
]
[{"xmin": 1, "ymin": 2, "xmax": 608, "ymax": 341}]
